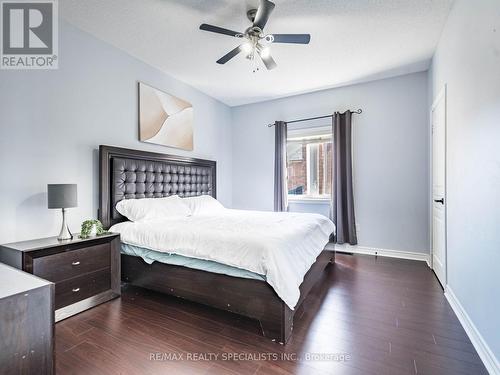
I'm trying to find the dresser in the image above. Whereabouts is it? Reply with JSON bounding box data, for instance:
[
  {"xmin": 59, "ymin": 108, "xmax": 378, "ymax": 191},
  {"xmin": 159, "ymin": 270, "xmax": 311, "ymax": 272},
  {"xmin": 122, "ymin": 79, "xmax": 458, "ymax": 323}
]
[
  {"xmin": 0, "ymin": 263, "xmax": 54, "ymax": 374},
  {"xmin": 0, "ymin": 233, "xmax": 120, "ymax": 321}
]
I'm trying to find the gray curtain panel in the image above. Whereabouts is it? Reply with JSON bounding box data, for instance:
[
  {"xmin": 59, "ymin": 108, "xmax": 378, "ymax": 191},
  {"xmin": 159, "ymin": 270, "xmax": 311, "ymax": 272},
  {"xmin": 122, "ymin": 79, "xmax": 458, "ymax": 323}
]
[
  {"xmin": 331, "ymin": 111, "xmax": 358, "ymax": 245},
  {"xmin": 274, "ymin": 121, "xmax": 288, "ymax": 212}
]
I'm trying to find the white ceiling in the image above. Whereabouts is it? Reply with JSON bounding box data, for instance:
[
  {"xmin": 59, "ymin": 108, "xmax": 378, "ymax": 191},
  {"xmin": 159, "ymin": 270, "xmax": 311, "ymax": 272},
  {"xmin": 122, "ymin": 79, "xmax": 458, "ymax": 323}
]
[{"xmin": 61, "ymin": 0, "xmax": 453, "ymax": 107}]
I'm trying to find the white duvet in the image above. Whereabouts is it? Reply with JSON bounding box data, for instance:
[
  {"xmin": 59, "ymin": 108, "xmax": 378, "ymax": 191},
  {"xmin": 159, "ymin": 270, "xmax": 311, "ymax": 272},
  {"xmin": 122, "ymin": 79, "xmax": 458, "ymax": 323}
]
[{"xmin": 110, "ymin": 209, "xmax": 335, "ymax": 309}]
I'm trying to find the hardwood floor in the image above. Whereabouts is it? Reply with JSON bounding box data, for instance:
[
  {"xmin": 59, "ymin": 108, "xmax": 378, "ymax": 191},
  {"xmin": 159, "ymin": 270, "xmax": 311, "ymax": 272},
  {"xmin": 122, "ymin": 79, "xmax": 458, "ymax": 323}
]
[{"xmin": 55, "ymin": 253, "xmax": 488, "ymax": 375}]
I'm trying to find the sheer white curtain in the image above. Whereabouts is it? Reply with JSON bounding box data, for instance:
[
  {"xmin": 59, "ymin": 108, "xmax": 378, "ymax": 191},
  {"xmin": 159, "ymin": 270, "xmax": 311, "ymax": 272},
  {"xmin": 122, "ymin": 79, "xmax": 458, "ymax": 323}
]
[{"xmin": 274, "ymin": 121, "xmax": 288, "ymax": 212}]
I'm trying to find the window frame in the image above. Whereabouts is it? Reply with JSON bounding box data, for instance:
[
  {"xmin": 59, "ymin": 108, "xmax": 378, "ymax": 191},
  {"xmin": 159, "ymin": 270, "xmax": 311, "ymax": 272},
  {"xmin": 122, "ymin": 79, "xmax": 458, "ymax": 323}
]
[{"xmin": 286, "ymin": 126, "xmax": 332, "ymax": 202}]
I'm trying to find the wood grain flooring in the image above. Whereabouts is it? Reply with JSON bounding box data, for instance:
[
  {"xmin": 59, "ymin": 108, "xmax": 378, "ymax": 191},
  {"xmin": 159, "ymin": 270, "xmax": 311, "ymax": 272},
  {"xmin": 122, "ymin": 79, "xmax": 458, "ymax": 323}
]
[{"xmin": 55, "ymin": 253, "xmax": 488, "ymax": 374}]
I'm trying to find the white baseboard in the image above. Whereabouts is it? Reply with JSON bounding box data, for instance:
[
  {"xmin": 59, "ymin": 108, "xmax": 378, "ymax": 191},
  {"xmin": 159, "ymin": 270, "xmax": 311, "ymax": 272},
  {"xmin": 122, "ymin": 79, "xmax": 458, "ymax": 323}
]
[
  {"xmin": 445, "ymin": 286, "xmax": 500, "ymax": 375},
  {"xmin": 327, "ymin": 243, "xmax": 429, "ymax": 264}
]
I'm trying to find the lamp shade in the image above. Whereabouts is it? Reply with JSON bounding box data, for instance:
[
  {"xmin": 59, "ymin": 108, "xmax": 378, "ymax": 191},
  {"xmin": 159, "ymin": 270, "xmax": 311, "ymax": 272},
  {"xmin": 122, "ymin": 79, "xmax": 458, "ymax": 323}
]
[{"xmin": 47, "ymin": 184, "xmax": 77, "ymax": 209}]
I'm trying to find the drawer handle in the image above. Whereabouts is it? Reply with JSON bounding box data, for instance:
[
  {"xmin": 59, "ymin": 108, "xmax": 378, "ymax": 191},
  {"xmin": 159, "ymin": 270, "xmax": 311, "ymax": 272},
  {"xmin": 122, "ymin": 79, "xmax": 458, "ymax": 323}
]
[
  {"xmin": 72, "ymin": 288, "xmax": 80, "ymax": 293},
  {"xmin": 71, "ymin": 261, "xmax": 80, "ymax": 266}
]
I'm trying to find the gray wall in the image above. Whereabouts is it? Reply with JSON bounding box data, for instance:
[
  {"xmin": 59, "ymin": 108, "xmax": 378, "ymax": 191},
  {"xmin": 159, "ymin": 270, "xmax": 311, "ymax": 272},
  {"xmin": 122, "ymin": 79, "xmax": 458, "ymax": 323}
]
[
  {"xmin": 430, "ymin": 0, "xmax": 500, "ymax": 360},
  {"xmin": 0, "ymin": 21, "xmax": 233, "ymax": 243},
  {"xmin": 231, "ymin": 72, "xmax": 430, "ymax": 253}
]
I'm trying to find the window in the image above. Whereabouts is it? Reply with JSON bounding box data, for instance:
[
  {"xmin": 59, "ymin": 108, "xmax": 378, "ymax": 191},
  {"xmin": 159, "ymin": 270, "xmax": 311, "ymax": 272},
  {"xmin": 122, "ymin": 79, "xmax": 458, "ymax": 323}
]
[{"xmin": 286, "ymin": 126, "xmax": 332, "ymax": 199}]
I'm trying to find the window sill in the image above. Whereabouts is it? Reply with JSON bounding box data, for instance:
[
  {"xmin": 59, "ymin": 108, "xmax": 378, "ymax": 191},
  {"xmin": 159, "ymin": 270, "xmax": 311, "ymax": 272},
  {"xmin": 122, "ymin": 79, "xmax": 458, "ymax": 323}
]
[{"xmin": 288, "ymin": 197, "xmax": 331, "ymax": 204}]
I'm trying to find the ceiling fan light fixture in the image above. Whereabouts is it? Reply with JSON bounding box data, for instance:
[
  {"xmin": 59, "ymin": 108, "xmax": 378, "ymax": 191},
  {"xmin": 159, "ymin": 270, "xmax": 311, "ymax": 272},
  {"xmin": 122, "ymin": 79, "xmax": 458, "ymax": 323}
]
[
  {"xmin": 241, "ymin": 42, "xmax": 254, "ymax": 54},
  {"xmin": 260, "ymin": 46, "xmax": 271, "ymax": 58}
]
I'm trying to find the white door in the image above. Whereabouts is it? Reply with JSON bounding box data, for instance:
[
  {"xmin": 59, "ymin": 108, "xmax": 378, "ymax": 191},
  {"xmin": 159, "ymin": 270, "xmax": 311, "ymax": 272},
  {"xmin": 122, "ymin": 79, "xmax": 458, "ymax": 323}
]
[{"xmin": 431, "ymin": 86, "xmax": 447, "ymax": 287}]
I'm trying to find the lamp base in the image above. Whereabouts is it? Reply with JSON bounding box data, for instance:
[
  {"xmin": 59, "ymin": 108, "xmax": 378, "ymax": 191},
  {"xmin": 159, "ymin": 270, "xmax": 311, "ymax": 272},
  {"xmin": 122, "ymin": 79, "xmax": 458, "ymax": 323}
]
[{"xmin": 57, "ymin": 208, "xmax": 73, "ymax": 241}]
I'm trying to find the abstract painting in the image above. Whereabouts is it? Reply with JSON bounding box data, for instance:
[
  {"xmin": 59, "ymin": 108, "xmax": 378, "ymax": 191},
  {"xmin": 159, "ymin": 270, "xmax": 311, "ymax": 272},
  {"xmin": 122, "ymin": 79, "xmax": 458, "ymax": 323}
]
[{"xmin": 139, "ymin": 82, "xmax": 193, "ymax": 150}]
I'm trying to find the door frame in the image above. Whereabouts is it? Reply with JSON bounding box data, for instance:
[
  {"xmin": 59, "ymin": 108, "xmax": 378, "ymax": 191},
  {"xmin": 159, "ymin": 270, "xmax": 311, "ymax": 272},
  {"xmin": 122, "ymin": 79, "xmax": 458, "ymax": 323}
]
[{"xmin": 429, "ymin": 84, "xmax": 448, "ymax": 286}]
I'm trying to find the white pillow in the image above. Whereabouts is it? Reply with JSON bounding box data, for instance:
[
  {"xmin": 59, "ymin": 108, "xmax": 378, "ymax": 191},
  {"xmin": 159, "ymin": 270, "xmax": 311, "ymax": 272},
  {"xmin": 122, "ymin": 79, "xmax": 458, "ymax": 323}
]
[
  {"xmin": 116, "ymin": 195, "xmax": 191, "ymax": 222},
  {"xmin": 182, "ymin": 195, "xmax": 225, "ymax": 215}
]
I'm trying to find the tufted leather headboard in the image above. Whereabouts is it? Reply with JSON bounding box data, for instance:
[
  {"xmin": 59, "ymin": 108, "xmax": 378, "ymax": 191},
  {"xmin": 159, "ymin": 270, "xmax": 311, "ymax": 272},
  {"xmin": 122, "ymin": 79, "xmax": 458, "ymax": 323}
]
[{"xmin": 99, "ymin": 145, "xmax": 216, "ymax": 228}]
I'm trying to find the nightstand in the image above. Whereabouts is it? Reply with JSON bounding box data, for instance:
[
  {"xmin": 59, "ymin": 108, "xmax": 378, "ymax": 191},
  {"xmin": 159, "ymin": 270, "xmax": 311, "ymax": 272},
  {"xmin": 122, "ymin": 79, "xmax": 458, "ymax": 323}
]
[{"xmin": 0, "ymin": 233, "xmax": 120, "ymax": 322}]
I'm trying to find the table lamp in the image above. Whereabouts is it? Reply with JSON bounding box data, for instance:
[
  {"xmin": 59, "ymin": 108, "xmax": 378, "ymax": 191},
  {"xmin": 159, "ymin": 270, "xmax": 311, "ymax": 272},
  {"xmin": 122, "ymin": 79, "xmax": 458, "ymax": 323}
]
[{"xmin": 47, "ymin": 184, "xmax": 77, "ymax": 240}]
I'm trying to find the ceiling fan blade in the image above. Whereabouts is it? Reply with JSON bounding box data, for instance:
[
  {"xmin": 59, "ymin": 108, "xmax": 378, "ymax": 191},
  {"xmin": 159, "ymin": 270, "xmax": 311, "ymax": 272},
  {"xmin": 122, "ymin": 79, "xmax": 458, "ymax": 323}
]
[
  {"xmin": 253, "ymin": 0, "xmax": 275, "ymax": 30},
  {"xmin": 217, "ymin": 45, "xmax": 243, "ymax": 64},
  {"xmin": 258, "ymin": 51, "xmax": 277, "ymax": 70},
  {"xmin": 200, "ymin": 23, "xmax": 242, "ymax": 38},
  {"xmin": 270, "ymin": 34, "xmax": 311, "ymax": 44}
]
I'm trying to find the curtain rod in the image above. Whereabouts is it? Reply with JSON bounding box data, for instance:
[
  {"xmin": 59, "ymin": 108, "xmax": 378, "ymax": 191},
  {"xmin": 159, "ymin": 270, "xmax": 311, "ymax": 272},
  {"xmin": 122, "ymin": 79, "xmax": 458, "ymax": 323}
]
[{"xmin": 266, "ymin": 109, "xmax": 362, "ymax": 127}]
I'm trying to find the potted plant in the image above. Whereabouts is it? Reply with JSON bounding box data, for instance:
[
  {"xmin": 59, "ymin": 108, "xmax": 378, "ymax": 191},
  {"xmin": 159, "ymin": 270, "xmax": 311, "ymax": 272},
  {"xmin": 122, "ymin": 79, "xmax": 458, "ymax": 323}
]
[{"xmin": 79, "ymin": 219, "xmax": 109, "ymax": 239}]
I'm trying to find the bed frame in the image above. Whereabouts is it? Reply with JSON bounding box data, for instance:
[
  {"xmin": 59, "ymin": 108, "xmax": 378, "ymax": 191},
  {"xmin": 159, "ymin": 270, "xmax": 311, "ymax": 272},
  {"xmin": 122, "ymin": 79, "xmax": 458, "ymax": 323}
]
[{"xmin": 99, "ymin": 145, "xmax": 334, "ymax": 344}]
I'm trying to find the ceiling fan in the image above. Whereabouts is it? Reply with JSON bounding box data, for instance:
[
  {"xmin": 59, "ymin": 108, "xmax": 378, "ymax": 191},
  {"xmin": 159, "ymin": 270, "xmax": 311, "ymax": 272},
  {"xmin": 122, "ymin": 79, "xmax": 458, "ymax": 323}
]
[{"xmin": 199, "ymin": 0, "xmax": 311, "ymax": 71}]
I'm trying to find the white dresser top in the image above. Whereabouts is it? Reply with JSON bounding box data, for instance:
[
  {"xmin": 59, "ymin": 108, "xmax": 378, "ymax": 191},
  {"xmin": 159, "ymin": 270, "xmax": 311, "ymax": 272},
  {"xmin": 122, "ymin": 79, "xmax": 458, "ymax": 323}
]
[{"xmin": 0, "ymin": 263, "xmax": 52, "ymax": 299}]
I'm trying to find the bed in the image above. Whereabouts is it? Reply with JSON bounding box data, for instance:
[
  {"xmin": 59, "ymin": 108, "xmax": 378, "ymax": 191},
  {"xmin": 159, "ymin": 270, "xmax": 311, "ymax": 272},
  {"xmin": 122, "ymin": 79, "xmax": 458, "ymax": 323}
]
[{"xmin": 99, "ymin": 145, "xmax": 335, "ymax": 344}]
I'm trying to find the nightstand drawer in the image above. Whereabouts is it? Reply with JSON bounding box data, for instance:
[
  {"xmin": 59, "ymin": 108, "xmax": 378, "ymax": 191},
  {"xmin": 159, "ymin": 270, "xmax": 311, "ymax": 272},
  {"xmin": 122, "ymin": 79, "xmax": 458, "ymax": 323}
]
[
  {"xmin": 33, "ymin": 243, "xmax": 111, "ymax": 282},
  {"xmin": 55, "ymin": 268, "xmax": 110, "ymax": 309}
]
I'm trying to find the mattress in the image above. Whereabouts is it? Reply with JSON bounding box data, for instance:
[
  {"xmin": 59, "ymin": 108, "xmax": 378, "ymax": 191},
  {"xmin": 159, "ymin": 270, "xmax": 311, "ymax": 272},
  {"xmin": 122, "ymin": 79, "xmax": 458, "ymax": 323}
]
[
  {"xmin": 121, "ymin": 243, "xmax": 265, "ymax": 281},
  {"xmin": 110, "ymin": 208, "xmax": 335, "ymax": 309}
]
